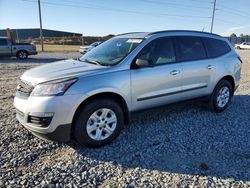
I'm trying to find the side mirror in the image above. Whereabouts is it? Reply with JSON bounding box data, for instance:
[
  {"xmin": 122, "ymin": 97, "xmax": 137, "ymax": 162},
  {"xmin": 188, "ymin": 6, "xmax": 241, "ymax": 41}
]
[{"xmin": 135, "ymin": 58, "xmax": 154, "ymax": 68}]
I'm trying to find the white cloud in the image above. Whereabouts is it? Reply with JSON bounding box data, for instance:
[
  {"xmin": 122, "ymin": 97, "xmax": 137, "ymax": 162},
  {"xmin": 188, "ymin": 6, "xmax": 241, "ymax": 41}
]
[
  {"xmin": 220, "ymin": 25, "xmax": 250, "ymax": 36},
  {"xmin": 228, "ymin": 25, "xmax": 250, "ymax": 32}
]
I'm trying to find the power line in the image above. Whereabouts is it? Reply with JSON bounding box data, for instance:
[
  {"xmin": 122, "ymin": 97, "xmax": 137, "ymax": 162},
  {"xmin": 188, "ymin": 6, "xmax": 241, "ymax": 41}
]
[
  {"xmin": 190, "ymin": 0, "xmax": 212, "ymax": 3},
  {"xmin": 21, "ymin": 0, "xmax": 210, "ymax": 19},
  {"xmin": 218, "ymin": 8, "xmax": 250, "ymax": 18},
  {"xmin": 20, "ymin": 0, "xmax": 247, "ymax": 35},
  {"xmin": 136, "ymin": 0, "xmax": 212, "ymax": 14},
  {"xmin": 218, "ymin": 3, "xmax": 249, "ymax": 17},
  {"xmin": 139, "ymin": 0, "xmax": 210, "ymax": 10},
  {"xmin": 216, "ymin": 18, "xmax": 241, "ymax": 25}
]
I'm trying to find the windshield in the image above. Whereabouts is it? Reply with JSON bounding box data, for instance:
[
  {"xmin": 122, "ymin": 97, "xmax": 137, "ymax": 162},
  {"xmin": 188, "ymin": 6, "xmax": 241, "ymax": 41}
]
[{"xmin": 79, "ymin": 38, "xmax": 143, "ymax": 66}]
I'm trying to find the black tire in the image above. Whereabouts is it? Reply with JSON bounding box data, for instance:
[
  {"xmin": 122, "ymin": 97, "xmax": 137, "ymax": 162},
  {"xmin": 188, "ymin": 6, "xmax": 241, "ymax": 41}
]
[
  {"xmin": 73, "ymin": 99, "xmax": 124, "ymax": 147},
  {"xmin": 209, "ymin": 80, "xmax": 233, "ymax": 112},
  {"xmin": 17, "ymin": 50, "xmax": 28, "ymax": 59}
]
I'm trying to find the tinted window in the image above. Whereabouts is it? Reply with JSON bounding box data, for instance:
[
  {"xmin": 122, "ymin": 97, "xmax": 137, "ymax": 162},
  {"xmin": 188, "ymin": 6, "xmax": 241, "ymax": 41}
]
[
  {"xmin": 202, "ymin": 37, "xmax": 231, "ymax": 58},
  {"xmin": 137, "ymin": 37, "xmax": 176, "ymax": 65},
  {"xmin": 175, "ymin": 36, "xmax": 206, "ymax": 61},
  {"xmin": 0, "ymin": 39, "xmax": 7, "ymax": 46}
]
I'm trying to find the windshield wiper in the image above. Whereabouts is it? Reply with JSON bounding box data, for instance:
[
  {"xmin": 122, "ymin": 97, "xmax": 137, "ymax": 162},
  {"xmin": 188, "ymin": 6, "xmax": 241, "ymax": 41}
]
[{"xmin": 80, "ymin": 58, "xmax": 102, "ymax": 66}]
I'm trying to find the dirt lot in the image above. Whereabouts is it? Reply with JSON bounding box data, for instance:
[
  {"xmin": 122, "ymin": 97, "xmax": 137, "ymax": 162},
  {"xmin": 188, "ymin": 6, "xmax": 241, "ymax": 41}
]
[
  {"xmin": 35, "ymin": 45, "xmax": 80, "ymax": 52},
  {"xmin": 0, "ymin": 51, "xmax": 249, "ymax": 187}
]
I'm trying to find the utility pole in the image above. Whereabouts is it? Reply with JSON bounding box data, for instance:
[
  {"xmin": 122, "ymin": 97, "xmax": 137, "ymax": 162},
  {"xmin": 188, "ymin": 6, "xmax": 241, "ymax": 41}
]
[
  {"xmin": 210, "ymin": 0, "xmax": 217, "ymax": 33},
  {"xmin": 38, "ymin": 0, "xmax": 44, "ymax": 51}
]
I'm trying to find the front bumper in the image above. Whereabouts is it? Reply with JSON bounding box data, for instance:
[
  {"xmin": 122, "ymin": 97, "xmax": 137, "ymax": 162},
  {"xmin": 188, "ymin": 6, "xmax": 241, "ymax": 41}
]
[
  {"xmin": 24, "ymin": 122, "xmax": 71, "ymax": 142},
  {"xmin": 14, "ymin": 94, "xmax": 87, "ymax": 142}
]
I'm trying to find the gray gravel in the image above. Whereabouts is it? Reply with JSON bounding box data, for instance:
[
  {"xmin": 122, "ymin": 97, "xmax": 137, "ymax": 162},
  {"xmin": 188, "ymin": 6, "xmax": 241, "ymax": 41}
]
[{"xmin": 0, "ymin": 51, "xmax": 250, "ymax": 187}]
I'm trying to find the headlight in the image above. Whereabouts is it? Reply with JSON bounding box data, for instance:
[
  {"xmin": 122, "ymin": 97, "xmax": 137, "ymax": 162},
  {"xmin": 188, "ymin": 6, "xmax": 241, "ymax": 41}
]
[{"xmin": 31, "ymin": 78, "xmax": 78, "ymax": 96}]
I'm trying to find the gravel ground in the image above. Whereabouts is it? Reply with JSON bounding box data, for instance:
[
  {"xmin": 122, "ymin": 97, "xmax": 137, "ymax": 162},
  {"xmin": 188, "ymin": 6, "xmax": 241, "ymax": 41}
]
[
  {"xmin": 0, "ymin": 51, "xmax": 249, "ymax": 187},
  {"xmin": 0, "ymin": 52, "xmax": 80, "ymax": 64}
]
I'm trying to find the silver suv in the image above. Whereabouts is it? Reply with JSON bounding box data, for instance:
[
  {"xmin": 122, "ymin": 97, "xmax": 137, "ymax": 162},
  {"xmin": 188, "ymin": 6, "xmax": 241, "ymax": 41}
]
[{"xmin": 14, "ymin": 30, "xmax": 242, "ymax": 147}]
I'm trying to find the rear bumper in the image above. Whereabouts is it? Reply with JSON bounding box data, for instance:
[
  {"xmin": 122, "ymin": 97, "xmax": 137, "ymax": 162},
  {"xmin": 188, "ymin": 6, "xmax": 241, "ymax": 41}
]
[
  {"xmin": 28, "ymin": 50, "xmax": 38, "ymax": 55},
  {"xmin": 234, "ymin": 84, "xmax": 240, "ymax": 92}
]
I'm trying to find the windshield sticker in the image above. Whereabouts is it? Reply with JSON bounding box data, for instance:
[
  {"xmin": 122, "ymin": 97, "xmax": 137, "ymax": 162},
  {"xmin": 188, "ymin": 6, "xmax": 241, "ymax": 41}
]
[{"xmin": 126, "ymin": 39, "xmax": 143, "ymax": 43}]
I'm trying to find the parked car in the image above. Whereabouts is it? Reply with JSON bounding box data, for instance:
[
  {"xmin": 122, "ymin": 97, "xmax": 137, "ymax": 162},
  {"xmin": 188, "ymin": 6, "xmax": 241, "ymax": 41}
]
[
  {"xmin": 14, "ymin": 30, "xmax": 242, "ymax": 147},
  {"xmin": 235, "ymin": 42, "xmax": 250, "ymax": 50},
  {"xmin": 79, "ymin": 41, "xmax": 102, "ymax": 54},
  {"xmin": 0, "ymin": 37, "xmax": 37, "ymax": 59}
]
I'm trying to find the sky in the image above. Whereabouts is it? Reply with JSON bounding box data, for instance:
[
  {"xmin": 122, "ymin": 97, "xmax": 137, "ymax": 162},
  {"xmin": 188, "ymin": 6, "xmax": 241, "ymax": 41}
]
[{"xmin": 0, "ymin": 0, "xmax": 249, "ymax": 36}]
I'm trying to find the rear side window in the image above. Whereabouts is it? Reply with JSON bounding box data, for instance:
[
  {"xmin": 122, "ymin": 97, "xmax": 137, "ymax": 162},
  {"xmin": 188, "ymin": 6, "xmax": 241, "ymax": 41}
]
[
  {"xmin": 202, "ymin": 37, "xmax": 231, "ymax": 58},
  {"xmin": 0, "ymin": 39, "xmax": 7, "ymax": 46},
  {"xmin": 175, "ymin": 36, "xmax": 206, "ymax": 61}
]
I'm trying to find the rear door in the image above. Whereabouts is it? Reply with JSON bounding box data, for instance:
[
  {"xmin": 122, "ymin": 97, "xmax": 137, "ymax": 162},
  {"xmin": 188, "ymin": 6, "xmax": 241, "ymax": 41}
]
[
  {"xmin": 0, "ymin": 38, "xmax": 11, "ymax": 56},
  {"xmin": 175, "ymin": 36, "xmax": 214, "ymax": 98},
  {"xmin": 131, "ymin": 37, "xmax": 184, "ymax": 111}
]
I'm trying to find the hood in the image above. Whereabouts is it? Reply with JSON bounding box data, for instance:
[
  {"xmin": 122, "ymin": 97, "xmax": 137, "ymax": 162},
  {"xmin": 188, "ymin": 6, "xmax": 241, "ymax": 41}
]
[{"xmin": 21, "ymin": 59, "xmax": 106, "ymax": 84}]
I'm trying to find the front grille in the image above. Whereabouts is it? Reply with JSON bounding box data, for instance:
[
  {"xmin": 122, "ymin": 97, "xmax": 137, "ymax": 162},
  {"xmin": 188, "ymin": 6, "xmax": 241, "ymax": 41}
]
[
  {"xmin": 28, "ymin": 115, "xmax": 53, "ymax": 127},
  {"xmin": 16, "ymin": 80, "xmax": 34, "ymax": 98}
]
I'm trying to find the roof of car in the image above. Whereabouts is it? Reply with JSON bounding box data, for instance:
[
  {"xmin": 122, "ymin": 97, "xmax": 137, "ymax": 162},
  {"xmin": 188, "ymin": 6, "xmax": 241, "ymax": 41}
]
[
  {"xmin": 115, "ymin": 30, "xmax": 222, "ymax": 39},
  {"xmin": 115, "ymin": 32, "xmax": 150, "ymax": 38}
]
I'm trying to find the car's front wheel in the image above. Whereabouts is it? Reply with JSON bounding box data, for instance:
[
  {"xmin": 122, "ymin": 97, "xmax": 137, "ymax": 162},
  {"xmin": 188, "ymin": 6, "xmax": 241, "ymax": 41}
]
[
  {"xmin": 210, "ymin": 80, "xmax": 233, "ymax": 112},
  {"xmin": 73, "ymin": 99, "xmax": 124, "ymax": 147}
]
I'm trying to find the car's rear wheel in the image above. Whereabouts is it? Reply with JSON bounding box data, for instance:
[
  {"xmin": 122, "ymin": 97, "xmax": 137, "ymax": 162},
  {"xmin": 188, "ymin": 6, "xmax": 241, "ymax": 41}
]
[
  {"xmin": 17, "ymin": 50, "xmax": 28, "ymax": 59},
  {"xmin": 73, "ymin": 99, "xmax": 124, "ymax": 147},
  {"xmin": 209, "ymin": 80, "xmax": 233, "ymax": 112}
]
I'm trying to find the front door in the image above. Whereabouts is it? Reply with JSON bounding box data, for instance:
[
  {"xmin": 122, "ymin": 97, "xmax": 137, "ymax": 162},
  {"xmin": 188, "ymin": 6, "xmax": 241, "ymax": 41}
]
[{"xmin": 130, "ymin": 37, "xmax": 184, "ymax": 111}]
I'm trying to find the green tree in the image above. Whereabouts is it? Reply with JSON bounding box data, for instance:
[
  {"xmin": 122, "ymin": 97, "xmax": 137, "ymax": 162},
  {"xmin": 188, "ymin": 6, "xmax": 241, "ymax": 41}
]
[
  {"xmin": 230, "ymin": 33, "xmax": 237, "ymax": 38},
  {"xmin": 239, "ymin": 33, "xmax": 244, "ymax": 38}
]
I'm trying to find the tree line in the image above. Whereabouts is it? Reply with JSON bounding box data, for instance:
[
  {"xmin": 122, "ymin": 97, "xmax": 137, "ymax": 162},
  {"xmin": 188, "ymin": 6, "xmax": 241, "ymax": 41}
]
[{"xmin": 230, "ymin": 33, "xmax": 250, "ymax": 38}]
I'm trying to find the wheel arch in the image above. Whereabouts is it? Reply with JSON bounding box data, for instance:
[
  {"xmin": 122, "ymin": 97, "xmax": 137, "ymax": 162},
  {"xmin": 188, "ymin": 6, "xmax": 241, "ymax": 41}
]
[
  {"xmin": 16, "ymin": 49, "xmax": 29, "ymax": 57},
  {"xmin": 71, "ymin": 92, "xmax": 130, "ymax": 135},
  {"xmin": 220, "ymin": 75, "xmax": 235, "ymax": 92}
]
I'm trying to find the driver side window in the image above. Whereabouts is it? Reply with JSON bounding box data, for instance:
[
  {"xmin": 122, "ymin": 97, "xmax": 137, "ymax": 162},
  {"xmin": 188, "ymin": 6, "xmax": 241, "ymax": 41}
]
[{"xmin": 137, "ymin": 37, "xmax": 176, "ymax": 65}]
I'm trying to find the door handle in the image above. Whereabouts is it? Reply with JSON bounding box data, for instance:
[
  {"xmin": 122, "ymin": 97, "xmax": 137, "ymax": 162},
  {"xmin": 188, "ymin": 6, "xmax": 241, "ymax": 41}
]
[
  {"xmin": 207, "ymin": 65, "xmax": 214, "ymax": 70},
  {"xmin": 170, "ymin": 70, "xmax": 180, "ymax": 75}
]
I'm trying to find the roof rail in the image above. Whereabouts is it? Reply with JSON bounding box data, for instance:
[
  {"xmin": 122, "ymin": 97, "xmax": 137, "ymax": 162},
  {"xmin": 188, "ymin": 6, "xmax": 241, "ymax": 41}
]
[
  {"xmin": 115, "ymin": 32, "xmax": 147, "ymax": 36},
  {"xmin": 148, "ymin": 30, "xmax": 221, "ymax": 37}
]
